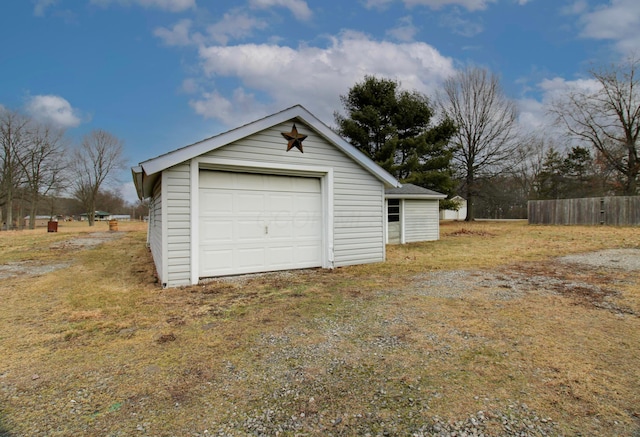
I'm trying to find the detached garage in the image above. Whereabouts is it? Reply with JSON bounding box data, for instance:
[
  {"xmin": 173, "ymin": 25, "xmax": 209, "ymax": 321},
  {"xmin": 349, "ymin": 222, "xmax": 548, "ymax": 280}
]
[{"xmin": 132, "ymin": 105, "xmax": 401, "ymax": 288}]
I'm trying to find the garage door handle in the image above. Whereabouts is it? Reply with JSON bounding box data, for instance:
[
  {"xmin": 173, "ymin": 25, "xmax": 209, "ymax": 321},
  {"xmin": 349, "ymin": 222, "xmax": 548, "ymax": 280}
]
[{"xmin": 265, "ymin": 225, "xmax": 269, "ymax": 235}]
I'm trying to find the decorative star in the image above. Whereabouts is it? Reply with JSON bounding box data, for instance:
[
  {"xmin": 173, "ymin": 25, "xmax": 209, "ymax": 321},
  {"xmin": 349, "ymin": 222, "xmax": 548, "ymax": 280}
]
[{"xmin": 281, "ymin": 123, "xmax": 307, "ymax": 153}]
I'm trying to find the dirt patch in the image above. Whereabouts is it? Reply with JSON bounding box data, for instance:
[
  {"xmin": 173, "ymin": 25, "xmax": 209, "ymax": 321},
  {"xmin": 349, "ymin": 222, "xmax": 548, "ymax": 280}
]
[
  {"xmin": 0, "ymin": 260, "xmax": 73, "ymax": 280},
  {"xmin": 447, "ymin": 228, "xmax": 496, "ymax": 237},
  {"xmin": 411, "ymin": 250, "xmax": 639, "ymax": 316},
  {"xmin": 49, "ymin": 232, "xmax": 122, "ymax": 251},
  {"xmin": 0, "ymin": 232, "xmax": 123, "ymax": 280}
]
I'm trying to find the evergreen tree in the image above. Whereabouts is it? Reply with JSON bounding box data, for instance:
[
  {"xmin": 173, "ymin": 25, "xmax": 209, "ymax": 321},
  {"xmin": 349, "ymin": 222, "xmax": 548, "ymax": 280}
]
[{"xmin": 335, "ymin": 76, "xmax": 457, "ymax": 197}]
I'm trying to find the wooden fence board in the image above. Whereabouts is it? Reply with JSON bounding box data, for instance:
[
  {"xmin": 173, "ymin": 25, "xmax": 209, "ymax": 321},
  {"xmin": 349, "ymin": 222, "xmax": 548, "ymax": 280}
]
[{"xmin": 528, "ymin": 196, "xmax": 640, "ymax": 225}]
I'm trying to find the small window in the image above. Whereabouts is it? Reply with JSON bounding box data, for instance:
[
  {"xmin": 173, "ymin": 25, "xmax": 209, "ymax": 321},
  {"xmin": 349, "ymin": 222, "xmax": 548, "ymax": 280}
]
[{"xmin": 388, "ymin": 199, "xmax": 400, "ymax": 222}]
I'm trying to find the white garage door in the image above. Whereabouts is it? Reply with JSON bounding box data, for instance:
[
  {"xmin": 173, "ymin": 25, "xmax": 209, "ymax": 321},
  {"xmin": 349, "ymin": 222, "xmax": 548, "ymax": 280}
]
[{"xmin": 199, "ymin": 171, "xmax": 323, "ymax": 277}]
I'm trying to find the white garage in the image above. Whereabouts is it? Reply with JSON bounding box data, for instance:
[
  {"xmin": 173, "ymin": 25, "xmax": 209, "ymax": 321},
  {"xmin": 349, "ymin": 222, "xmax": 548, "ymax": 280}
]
[{"xmin": 132, "ymin": 105, "xmax": 402, "ymax": 288}]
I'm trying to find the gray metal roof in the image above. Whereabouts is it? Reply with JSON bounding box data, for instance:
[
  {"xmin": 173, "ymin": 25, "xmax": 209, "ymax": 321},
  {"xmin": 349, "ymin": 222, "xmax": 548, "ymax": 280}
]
[{"xmin": 385, "ymin": 183, "xmax": 446, "ymax": 199}]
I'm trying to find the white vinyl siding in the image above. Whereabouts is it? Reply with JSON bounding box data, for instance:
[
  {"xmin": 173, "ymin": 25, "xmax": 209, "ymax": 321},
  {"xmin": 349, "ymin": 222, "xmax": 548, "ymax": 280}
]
[
  {"xmin": 149, "ymin": 180, "xmax": 163, "ymax": 281},
  {"xmin": 404, "ymin": 199, "xmax": 440, "ymax": 242},
  {"xmin": 200, "ymin": 121, "xmax": 385, "ymax": 267},
  {"xmin": 164, "ymin": 164, "xmax": 191, "ymax": 287}
]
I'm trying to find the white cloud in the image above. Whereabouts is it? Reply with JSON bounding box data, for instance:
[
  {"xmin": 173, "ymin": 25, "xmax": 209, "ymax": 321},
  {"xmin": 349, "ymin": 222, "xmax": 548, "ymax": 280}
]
[
  {"xmin": 90, "ymin": 0, "xmax": 195, "ymax": 12},
  {"xmin": 386, "ymin": 16, "xmax": 419, "ymax": 42},
  {"xmin": 190, "ymin": 88, "xmax": 266, "ymax": 125},
  {"xmin": 154, "ymin": 19, "xmax": 193, "ymax": 46},
  {"xmin": 33, "ymin": 0, "xmax": 57, "ymax": 16},
  {"xmin": 207, "ymin": 11, "xmax": 268, "ymax": 45},
  {"xmin": 516, "ymin": 76, "xmax": 601, "ymax": 136},
  {"xmin": 561, "ymin": 0, "xmax": 588, "ymax": 15},
  {"xmin": 577, "ymin": 0, "xmax": 640, "ymax": 53},
  {"xmin": 180, "ymin": 78, "xmax": 199, "ymax": 94},
  {"xmin": 249, "ymin": 0, "xmax": 312, "ymax": 20},
  {"xmin": 365, "ymin": 0, "xmax": 496, "ymax": 12},
  {"xmin": 406, "ymin": 0, "xmax": 495, "ymax": 10},
  {"xmin": 25, "ymin": 95, "xmax": 83, "ymax": 129},
  {"xmin": 439, "ymin": 8, "xmax": 484, "ymax": 36},
  {"xmin": 193, "ymin": 32, "xmax": 455, "ymax": 125}
]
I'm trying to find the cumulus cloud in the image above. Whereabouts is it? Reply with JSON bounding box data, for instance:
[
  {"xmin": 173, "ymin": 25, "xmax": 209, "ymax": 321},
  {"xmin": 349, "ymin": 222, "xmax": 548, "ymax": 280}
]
[
  {"xmin": 33, "ymin": 0, "xmax": 58, "ymax": 16},
  {"xmin": 577, "ymin": 0, "xmax": 640, "ymax": 53},
  {"xmin": 25, "ymin": 95, "xmax": 82, "ymax": 129},
  {"xmin": 439, "ymin": 8, "xmax": 484, "ymax": 36},
  {"xmin": 90, "ymin": 0, "xmax": 195, "ymax": 12},
  {"xmin": 249, "ymin": 0, "xmax": 312, "ymax": 20},
  {"xmin": 154, "ymin": 19, "xmax": 193, "ymax": 46},
  {"xmin": 191, "ymin": 32, "xmax": 455, "ymax": 125},
  {"xmin": 207, "ymin": 11, "xmax": 268, "ymax": 45},
  {"xmin": 516, "ymin": 76, "xmax": 601, "ymax": 136},
  {"xmin": 364, "ymin": 0, "xmax": 496, "ymax": 12},
  {"xmin": 386, "ymin": 16, "xmax": 419, "ymax": 42}
]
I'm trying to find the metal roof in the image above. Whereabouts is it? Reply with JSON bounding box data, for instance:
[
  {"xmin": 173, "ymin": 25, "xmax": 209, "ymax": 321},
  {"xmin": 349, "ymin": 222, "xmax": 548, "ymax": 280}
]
[{"xmin": 385, "ymin": 183, "xmax": 447, "ymax": 199}]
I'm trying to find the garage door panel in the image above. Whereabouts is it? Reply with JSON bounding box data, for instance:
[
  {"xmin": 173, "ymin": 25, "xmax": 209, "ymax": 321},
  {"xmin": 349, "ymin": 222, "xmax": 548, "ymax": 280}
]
[
  {"xmin": 200, "ymin": 190, "xmax": 233, "ymax": 214},
  {"xmin": 236, "ymin": 193, "xmax": 265, "ymax": 213},
  {"xmin": 201, "ymin": 219, "xmax": 234, "ymax": 243},
  {"xmin": 296, "ymin": 244, "xmax": 322, "ymax": 263},
  {"xmin": 266, "ymin": 246, "xmax": 294, "ymax": 266},
  {"xmin": 200, "ymin": 249, "xmax": 234, "ymax": 276},
  {"xmin": 266, "ymin": 194, "xmax": 293, "ymax": 213},
  {"xmin": 199, "ymin": 170, "xmax": 323, "ymax": 277},
  {"xmin": 236, "ymin": 248, "xmax": 266, "ymax": 268}
]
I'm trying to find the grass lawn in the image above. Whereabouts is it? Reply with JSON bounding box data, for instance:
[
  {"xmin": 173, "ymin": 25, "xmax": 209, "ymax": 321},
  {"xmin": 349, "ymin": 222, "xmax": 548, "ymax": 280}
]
[{"xmin": 0, "ymin": 220, "xmax": 639, "ymax": 436}]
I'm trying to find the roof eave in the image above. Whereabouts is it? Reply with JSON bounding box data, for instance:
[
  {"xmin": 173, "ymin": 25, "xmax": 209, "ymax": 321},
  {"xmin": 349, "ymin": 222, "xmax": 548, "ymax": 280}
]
[{"xmin": 385, "ymin": 194, "xmax": 447, "ymax": 200}]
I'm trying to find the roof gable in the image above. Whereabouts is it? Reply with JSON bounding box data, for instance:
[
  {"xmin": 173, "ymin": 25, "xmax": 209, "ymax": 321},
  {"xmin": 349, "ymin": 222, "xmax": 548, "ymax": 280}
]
[{"xmin": 132, "ymin": 105, "xmax": 399, "ymax": 198}]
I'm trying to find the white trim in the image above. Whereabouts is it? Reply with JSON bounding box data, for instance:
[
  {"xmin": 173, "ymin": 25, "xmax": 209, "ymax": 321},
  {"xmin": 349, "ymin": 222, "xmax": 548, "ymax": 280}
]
[
  {"xmin": 400, "ymin": 199, "xmax": 406, "ymax": 245},
  {"xmin": 381, "ymin": 188, "xmax": 387, "ymax": 258},
  {"xmin": 190, "ymin": 158, "xmax": 199, "ymax": 285},
  {"xmin": 384, "ymin": 197, "xmax": 389, "ymax": 245},
  {"xmin": 160, "ymin": 173, "xmax": 169, "ymax": 287},
  {"xmin": 385, "ymin": 194, "xmax": 446, "ymax": 200},
  {"xmin": 197, "ymin": 157, "xmax": 330, "ymax": 177},
  {"xmin": 192, "ymin": 157, "xmax": 335, "ymax": 280},
  {"xmin": 324, "ymin": 169, "xmax": 334, "ymax": 267}
]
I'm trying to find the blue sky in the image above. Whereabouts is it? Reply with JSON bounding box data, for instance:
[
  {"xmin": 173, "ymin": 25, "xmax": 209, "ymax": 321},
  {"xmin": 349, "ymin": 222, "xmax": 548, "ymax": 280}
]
[{"xmin": 1, "ymin": 0, "xmax": 639, "ymax": 202}]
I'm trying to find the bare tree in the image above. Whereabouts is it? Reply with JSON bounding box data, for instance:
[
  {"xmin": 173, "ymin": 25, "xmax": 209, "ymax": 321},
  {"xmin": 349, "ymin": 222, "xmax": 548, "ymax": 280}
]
[
  {"xmin": 440, "ymin": 67, "xmax": 519, "ymax": 221},
  {"xmin": 551, "ymin": 56, "xmax": 640, "ymax": 195},
  {"xmin": 18, "ymin": 123, "xmax": 68, "ymax": 228},
  {"xmin": 0, "ymin": 109, "xmax": 29, "ymax": 230},
  {"xmin": 71, "ymin": 129, "xmax": 126, "ymax": 226}
]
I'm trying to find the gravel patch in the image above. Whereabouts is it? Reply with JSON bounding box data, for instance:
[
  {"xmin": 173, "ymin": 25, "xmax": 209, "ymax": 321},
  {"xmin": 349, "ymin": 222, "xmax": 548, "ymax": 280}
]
[
  {"xmin": 558, "ymin": 248, "xmax": 640, "ymax": 271},
  {"xmin": 0, "ymin": 261, "xmax": 73, "ymax": 279},
  {"xmin": 48, "ymin": 231, "xmax": 122, "ymax": 251},
  {"xmin": 0, "ymin": 232, "xmax": 123, "ymax": 280}
]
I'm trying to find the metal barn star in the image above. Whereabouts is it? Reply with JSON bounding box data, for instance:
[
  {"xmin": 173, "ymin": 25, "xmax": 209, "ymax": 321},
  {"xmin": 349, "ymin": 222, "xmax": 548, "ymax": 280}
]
[{"xmin": 281, "ymin": 124, "xmax": 307, "ymax": 153}]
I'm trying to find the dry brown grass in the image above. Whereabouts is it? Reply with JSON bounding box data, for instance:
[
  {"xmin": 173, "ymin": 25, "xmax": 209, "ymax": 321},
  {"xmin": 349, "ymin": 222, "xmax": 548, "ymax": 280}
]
[{"xmin": 0, "ymin": 220, "xmax": 639, "ymax": 436}]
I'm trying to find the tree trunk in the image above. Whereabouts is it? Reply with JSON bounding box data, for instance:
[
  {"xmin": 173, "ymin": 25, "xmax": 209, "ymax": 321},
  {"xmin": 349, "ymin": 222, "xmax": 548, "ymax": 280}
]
[
  {"xmin": 29, "ymin": 202, "xmax": 37, "ymax": 230},
  {"xmin": 6, "ymin": 192, "xmax": 13, "ymax": 230},
  {"xmin": 465, "ymin": 171, "xmax": 475, "ymax": 221}
]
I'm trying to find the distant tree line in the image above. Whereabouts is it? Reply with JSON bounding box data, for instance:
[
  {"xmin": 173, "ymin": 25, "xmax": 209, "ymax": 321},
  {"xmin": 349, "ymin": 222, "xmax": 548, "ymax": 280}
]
[
  {"xmin": 335, "ymin": 57, "xmax": 640, "ymax": 220},
  {"xmin": 0, "ymin": 108, "xmax": 144, "ymax": 230}
]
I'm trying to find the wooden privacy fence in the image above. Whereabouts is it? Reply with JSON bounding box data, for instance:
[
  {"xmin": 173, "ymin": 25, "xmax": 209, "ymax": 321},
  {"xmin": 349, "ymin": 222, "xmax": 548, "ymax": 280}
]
[{"xmin": 528, "ymin": 196, "xmax": 640, "ymax": 225}]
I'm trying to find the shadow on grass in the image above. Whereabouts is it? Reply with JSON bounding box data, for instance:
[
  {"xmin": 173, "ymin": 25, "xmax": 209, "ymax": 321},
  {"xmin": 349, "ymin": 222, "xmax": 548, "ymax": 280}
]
[{"xmin": 0, "ymin": 412, "xmax": 12, "ymax": 437}]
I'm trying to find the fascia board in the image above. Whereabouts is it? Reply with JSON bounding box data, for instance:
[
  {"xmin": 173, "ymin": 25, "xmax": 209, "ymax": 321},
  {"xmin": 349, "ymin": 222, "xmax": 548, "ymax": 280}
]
[{"xmin": 385, "ymin": 193, "xmax": 447, "ymax": 200}]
